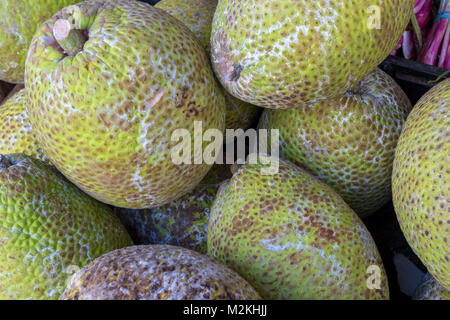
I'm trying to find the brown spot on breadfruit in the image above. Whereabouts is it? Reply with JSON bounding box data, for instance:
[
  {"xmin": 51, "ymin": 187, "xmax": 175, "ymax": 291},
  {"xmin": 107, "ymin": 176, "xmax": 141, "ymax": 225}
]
[{"xmin": 61, "ymin": 245, "xmax": 261, "ymax": 300}]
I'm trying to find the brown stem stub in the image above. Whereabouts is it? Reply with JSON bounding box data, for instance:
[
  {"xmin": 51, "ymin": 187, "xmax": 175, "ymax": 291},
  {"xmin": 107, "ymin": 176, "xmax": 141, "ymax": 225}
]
[
  {"xmin": 53, "ymin": 19, "xmax": 72, "ymax": 41},
  {"xmin": 53, "ymin": 19, "xmax": 86, "ymax": 56},
  {"xmin": 230, "ymin": 62, "xmax": 243, "ymax": 81},
  {"xmin": 0, "ymin": 155, "xmax": 13, "ymax": 170}
]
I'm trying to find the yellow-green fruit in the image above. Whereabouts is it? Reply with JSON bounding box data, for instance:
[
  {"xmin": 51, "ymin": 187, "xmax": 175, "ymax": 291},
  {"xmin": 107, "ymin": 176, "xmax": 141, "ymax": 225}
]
[
  {"xmin": 259, "ymin": 69, "xmax": 411, "ymax": 218},
  {"xmin": 0, "ymin": 89, "xmax": 47, "ymax": 161},
  {"xmin": 156, "ymin": 0, "xmax": 260, "ymax": 131},
  {"xmin": 61, "ymin": 245, "xmax": 262, "ymax": 300},
  {"xmin": 25, "ymin": 0, "xmax": 226, "ymax": 209},
  {"xmin": 208, "ymin": 156, "xmax": 389, "ymax": 300},
  {"xmin": 0, "ymin": 0, "xmax": 84, "ymax": 83},
  {"xmin": 413, "ymin": 273, "xmax": 450, "ymax": 300},
  {"xmin": 155, "ymin": 0, "xmax": 218, "ymax": 53},
  {"xmin": 116, "ymin": 164, "xmax": 232, "ymax": 254},
  {"xmin": 0, "ymin": 154, "xmax": 132, "ymax": 300},
  {"xmin": 392, "ymin": 79, "xmax": 449, "ymax": 290},
  {"xmin": 211, "ymin": 0, "xmax": 415, "ymax": 109}
]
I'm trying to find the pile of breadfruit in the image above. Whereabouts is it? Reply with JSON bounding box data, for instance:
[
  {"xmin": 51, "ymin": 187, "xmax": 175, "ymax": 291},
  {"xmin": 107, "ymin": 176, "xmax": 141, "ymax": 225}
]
[{"xmin": 0, "ymin": 0, "xmax": 447, "ymax": 300}]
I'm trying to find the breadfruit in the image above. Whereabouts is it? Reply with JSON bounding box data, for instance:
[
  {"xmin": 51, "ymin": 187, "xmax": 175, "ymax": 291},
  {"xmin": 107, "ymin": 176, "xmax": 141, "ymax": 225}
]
[
  {"xmin": 0, "ymin": 89, "xmax": 47, "ymax": 162},
  {"xmin": 0, "ymin": 153, "xmax": 132, "ymax": 300},
  {"xmin": 61, "ymin": 245, "xmax": 262, "ymax": 300},
  {"xmin": 25, "ymin": 0, "xmax": 226, "ymax": 209},
  {"xmin": 392, "ymin": 78, "xmax": 450, "ymax": 290},
  {"xmin": 259, "ymin": 68, "xmax": 411, "ymax": 217},
  {"xmin": 208, "ymin": 156, "xmax": 389, "ymax": 299},
  {"xmin": 210, "ymin": 0, "xmax": 415, "ymax": 109},
  {"xmin": 117, "ymin": 164, "xmax": 232, "ymax": 253}
]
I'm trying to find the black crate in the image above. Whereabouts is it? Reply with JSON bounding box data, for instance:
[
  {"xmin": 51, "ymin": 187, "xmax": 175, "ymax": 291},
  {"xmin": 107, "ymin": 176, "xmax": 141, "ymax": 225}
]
[{"xmin": 380, "ymin": 55, "xmax": 449, "ymax": 105}]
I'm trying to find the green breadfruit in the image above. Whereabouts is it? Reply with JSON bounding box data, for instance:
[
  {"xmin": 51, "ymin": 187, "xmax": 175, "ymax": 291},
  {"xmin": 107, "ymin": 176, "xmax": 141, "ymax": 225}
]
[
  {"xmin": 25, "ymin": 0, "xmax": 226, "ymax": 209},
  {"xmin": 208, "ymin": 156, "xmax": 389, "ymax": 300},
  {"xmin": 0, "ymin": 153, "xmax": 132, "ymax": 300},
  {"xmin": 117, "ymin": 164, "xmax": 232, "ymax": 254},
  {"xmin": 392, "ymin": 79, "xmax": 450, "ymax": 290},
  {"xmin": 210, "ymin": 0, "xmax": 415, "ymax": 109},
  {"xmin": 0, "ymin": 89, "xmax": 48, "ymax": 162},
  {"xmin": 259, "ymin": 68, "xmax": 411, "ymax": 218},
  {"xmin": 61, "ymin": 245, "xmax": 262, "ymax": 300}
]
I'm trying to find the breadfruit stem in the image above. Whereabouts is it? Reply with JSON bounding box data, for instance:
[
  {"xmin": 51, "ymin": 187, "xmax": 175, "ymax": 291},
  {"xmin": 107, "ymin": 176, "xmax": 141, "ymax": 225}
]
[
  {"xmin": 53, "ymin": 19, "xmax": 86, "ymax": 56},
  {"xmin": 0, "ymin": 155, "xmax": 13, "ymax": 169},
  {"xmin": 348, "ymin": 84, "xmax": 362, "ymax": 95}
]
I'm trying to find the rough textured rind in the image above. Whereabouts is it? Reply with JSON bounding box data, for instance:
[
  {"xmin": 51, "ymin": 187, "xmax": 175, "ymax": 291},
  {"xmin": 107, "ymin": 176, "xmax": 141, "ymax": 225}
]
[
  {"xmin": 156, "ymin": 0, "xmax": 260, "ymax": 131},
  {"xmin": 208, "ymin": 157, "xmax": 389, "ymax": 300},
  {"xmin": 0, "ymin": 89, "xmax": 48, "ymax": 162},
  {"xmin": 0, "ymin": 0, "xmax": 84, "ymax": 83},
  {"xmin": 117, "ymin": 164, "xmax": 232, "ymax": 254},
  {"xmin": 259, "ymin": 69, "xmax": 411, "ymax": 218},
  {"xmin": 25, "ymin": 0, "xmax": 226, "ymax": 209},
  {"xmin": 0, "ymin": 154, "xmax": 132, "ymax": 300},
  {"xmin": 210, "ymin": 0, "xmax": 415, "ymax": 109},
  {"xmin": 61, "ymin": 245, "xmax": 262, "ymax": 300},
  {"xmin": 392, "ymin": 79, "xmax": 450, "ymax": 290},
  {"xmin": 413, "ymin": 273, "xmax": 450, "ymax": 300},
  {"xmin": 156, "ymin": 0, "xmax": 218, "ymax": 53}
]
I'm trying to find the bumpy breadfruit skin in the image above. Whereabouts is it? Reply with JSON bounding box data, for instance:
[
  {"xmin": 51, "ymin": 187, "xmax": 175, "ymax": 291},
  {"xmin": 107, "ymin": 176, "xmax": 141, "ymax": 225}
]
[
  {"xmin": 259, "ymin": 69, "xmax": 411, "ymax": 218},
  {"xmin": 156, "ymin": 0, "xmax": 218, "ymax": 52},
  {"xmin": 0, "ymin": 89, "xmax": 48, "ymax": 162},
  {"xmin": 211, "ymin": 0, "xmax": 415, "ymax": 109},
  {"xmin": 0, "ymin": 154, "xmax": 132, "ymax": 300},
  {"xmin": 208, "ymin": 157, "xmax": 389, "ymax": 300},
  {"xmin": 61, "ymin": 245, "xmax": 262, "ymax": 300},
  {"xmin": 392, "ymin": 79, "xmax": 450, "ymax": 290},
  {"xmin": 413, "ymin": 273, "xmax": 450, "ymax": 300},
  {"xmin": 117, "ymin": 164, "xmax": 232, "ymax": 254},
  {"xmin": 156, "ymin": 0, "xmax": 260, "ymax": 131},
  {"xmin": 25, "ymin": 0, "xmax": 226, "ymax": 209},
  {"xmin": 0, "ymin": 0, "xmax": 84, "ymax": 83}
]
